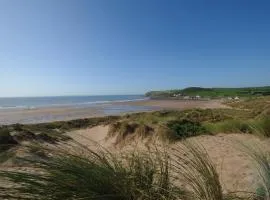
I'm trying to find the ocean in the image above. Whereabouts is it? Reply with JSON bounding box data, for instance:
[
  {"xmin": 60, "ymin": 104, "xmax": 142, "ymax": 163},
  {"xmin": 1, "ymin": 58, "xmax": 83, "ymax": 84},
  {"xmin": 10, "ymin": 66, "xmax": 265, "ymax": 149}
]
[
  {"xmin": 0, "ymin": 95, "xmax": 155, "ymax": 124},
  {"xmin": 0, "ymin": 95, "xmax": 147, "ymax": 109}
]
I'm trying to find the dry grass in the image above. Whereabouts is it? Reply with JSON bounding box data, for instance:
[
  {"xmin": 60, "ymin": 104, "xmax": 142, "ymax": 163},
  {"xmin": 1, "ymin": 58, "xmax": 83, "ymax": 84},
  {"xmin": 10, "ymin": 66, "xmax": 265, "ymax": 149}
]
[
  {"xmin": 204, "ymin": 117, "xmax": 270, "ymax": 138},
  {"xmin": 0, "ymin": 142, "xmax": 254, "ymax": 200},
  {"xmin": 0, "ymin": 143, "xmax": 185, "ymax": 200},
  {"xmin": 171, "ymin": 142, "xmax": 249, "ymax": 200},
  {"xmin": 240, "ymin": 142, "xmax": 270, "ymax": 200},
  {"xmin": 225, "ymin": 96, "xmax": 270, "ymax": 117},
  {"xmin": 173, "ymin": 142, "xmax": 223, "ymax": 199}
]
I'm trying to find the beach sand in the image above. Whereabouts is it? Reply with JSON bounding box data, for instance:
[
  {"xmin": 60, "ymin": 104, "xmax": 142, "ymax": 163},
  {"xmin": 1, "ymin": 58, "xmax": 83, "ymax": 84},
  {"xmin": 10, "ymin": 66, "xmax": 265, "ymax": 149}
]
[
  {"xmin": 0, "ymin": 106, "xmax": 104, "ymax": 125},
  {"xmin": 0, "ymin": 99, "xmax": 227, "ymax": 125}
]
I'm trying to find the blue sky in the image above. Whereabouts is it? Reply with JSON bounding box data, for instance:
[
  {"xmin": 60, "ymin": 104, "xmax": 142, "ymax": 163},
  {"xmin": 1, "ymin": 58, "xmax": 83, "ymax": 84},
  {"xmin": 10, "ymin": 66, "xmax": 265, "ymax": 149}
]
[{"xmin": 0, "ymin": 0, "xmax": 270, "ymax": 97}]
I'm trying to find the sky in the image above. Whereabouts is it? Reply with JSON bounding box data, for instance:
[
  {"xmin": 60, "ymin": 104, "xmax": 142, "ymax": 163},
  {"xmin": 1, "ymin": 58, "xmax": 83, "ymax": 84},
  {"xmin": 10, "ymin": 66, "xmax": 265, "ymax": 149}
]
[{"xmin": 0, "ymin": 0, "xmax": 270, "ymax": 97}]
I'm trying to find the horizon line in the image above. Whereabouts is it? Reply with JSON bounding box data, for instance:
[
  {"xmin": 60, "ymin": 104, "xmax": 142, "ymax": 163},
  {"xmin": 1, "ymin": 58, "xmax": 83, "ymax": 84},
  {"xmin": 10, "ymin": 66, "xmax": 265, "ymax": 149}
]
[{"xmin": 0, "ymin": 94, "xmax": 145, "ymax": 98}]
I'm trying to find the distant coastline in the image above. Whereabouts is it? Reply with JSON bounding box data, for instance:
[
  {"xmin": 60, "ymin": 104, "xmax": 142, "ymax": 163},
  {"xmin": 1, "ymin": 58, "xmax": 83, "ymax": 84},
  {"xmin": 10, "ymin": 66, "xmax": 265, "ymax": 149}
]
[{"xmin": 145, "ymin": 86, "xmax": 270, "ymax": 99}]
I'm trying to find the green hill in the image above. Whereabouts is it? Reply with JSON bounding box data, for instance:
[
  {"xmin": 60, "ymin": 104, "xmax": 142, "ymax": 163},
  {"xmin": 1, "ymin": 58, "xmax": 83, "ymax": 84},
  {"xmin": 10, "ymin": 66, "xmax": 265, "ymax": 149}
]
[{"xmin": 145, "ymin": 86, "xmax": 270, "ymax": 99}]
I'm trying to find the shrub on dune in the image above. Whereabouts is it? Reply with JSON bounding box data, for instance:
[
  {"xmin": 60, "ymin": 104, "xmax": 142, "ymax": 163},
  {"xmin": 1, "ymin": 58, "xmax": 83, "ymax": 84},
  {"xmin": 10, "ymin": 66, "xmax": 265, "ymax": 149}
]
[
  {"xmin": 166, "ymin": 120, "xmax": 206, "ymax": 139},
  {"xmin": 0, "ymin": 128, "xmax": 18, "ymax": 152}
]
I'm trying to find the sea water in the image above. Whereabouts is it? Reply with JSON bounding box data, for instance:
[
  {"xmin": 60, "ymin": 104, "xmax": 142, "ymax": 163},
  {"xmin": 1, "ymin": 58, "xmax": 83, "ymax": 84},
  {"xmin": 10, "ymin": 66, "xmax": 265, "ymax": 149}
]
[{"xmin": 0, "ymin": 95, "xmax": 147, "ymax": 109}]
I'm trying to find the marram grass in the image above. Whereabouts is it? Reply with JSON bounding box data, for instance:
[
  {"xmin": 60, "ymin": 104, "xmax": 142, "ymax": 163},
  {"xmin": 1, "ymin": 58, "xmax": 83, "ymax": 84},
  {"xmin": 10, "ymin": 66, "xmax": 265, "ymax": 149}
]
[
  {"xmin": 0, "ymin": 142, "xmax": 252, "ymax": 200},
  {"xmin": 0, "ymin": 143, "xmax": 185, "ymax": 200},
  {"xmin": 240, "ymin": 142, "xmax": 270, "ymax": 200}
]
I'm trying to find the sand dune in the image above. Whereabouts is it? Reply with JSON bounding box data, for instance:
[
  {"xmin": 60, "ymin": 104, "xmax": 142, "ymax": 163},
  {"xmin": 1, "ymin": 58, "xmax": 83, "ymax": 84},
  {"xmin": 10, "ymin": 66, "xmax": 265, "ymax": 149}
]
[{"xmin": 67, "ymin": 125, "xmax": 268, "ymax": 193}]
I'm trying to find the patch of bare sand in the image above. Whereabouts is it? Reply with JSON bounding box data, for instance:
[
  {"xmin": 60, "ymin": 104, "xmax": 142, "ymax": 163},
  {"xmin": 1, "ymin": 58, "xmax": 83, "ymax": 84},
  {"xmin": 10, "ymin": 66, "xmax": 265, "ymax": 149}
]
[
  {"xmin": 66, "ymin": 125, "xmax": 114, "ymax": 150},
  {"xmin": 186, "ymin": 134, "xmax": 267, "ymax": 194},
  {"xmin": 67, "ymin": 126, "xmax": 269, "ymax": 194}
]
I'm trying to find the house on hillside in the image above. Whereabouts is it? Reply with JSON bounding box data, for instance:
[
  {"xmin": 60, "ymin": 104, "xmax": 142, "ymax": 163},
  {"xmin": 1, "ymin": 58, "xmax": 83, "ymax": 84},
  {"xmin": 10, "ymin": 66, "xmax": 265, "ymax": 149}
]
[
  {"xmin": 195, "ymin": 95, "xmax": 201, "ymax": 100},
  {"xmin": 172, "ymin": 93, "xmax": 182, "ymax": 98}
]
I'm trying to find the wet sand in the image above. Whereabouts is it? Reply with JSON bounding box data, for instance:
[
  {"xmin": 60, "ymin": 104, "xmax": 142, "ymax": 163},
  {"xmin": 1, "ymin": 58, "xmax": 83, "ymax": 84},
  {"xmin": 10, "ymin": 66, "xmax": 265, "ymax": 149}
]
[
  {"xmin": 0, "ymin": 106, "xmax": 104, "ymax": 125},
  {"xmin": 0, "ymin": 99, "xmax": 227, "ymax": 125}
]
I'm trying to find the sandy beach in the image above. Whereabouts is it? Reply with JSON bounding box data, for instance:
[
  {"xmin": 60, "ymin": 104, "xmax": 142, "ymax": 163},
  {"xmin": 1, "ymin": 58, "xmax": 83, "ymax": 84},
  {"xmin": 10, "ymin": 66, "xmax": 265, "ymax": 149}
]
[
  {"xmin": 0, "ymin": 99, "xmax": 227, "ymax": 125},
  {"xmin": 0, "ymin": 106, "xmax": 105, "ymax": 125}
]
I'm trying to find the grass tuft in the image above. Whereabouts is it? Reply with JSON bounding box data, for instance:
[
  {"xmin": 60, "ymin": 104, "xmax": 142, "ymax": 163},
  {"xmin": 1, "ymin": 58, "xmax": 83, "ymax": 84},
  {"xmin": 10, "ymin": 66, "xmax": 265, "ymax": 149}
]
[
  {"xmin": 0, "ymin": 143, "xmax": 185, "ymax": 200},
  {"xmin": 135, "ymin": 123, "xmax": 154, "ymax": 139},
  {"xmin": 204, "ymin": 119, "xmax": 253, "ymax": 134},
  {"xmin": 240, "ymin": 142, "xmax": 270, "ymax": 200},
  {"xmin": 172, "ymin": 142, "xmax": 224, "ymax": 200},
  {"xmin": 0, "ymin": 142, "xmax": 255, "ymax": 199},
  {"xmin": 250, "ymin": 117, "xmax": 270, "ymax": 137}
]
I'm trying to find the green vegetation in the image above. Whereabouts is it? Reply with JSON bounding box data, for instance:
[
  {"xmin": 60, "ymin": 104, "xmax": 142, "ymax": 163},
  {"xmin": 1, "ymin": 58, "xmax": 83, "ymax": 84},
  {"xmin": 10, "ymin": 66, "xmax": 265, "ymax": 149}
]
[
  {"xmin": 167, "ymin": 120, "xmax": 206, "ymax": 139},
  {"xmin": 108, "ymin": 109, "xmax": 218, "ymax": 143},
  {"xmin": 146, "ymin": 86, "xmax": 270, "ymax": 99},
  {"xmin": 105, "ymin": 97, "xmax": 270, "ymax": 143},
  {"xmin": 107, "ymin": 110, "xmax": 266, "ymax": 143},
  {"xmin": 205, "ymin": 117, "xmax": 270, "ymax": 137},
  {"xmin": 204, "ymin": 119, "xmax": 253, "ymax": 134}
]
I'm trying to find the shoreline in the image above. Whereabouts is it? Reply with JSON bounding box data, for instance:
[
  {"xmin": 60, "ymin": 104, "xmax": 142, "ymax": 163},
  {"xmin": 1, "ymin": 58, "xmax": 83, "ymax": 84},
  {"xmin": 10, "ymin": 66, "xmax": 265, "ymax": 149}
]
[
  {"xmin": 0, "ymin": 99, "xmax": 227, "ymax": 125},
  {"xmin": 0, "ymin": 97, "xmax": 149, "ymax": 111}
]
